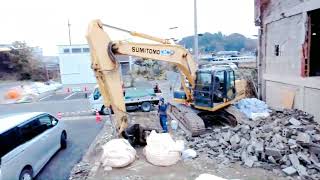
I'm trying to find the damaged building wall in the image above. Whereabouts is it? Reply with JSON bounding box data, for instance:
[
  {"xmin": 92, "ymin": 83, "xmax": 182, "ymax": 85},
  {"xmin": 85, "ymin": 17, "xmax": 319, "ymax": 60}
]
[
  {"xmin": 257, "ymin": 0, "xmax": 320, "ymax": 123},
  {"xmin": 265, "ymin": 14, "xmax": 304, "ymax": 76}
]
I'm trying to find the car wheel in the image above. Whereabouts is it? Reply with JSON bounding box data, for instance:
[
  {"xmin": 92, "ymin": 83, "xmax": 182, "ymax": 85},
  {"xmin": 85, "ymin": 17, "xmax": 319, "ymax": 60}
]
[
  {"xmin": 19, "ymin": 168, "xmax": 33, "ymax": 180},
  {"xmin": 60, "ymin": 131, "xmax": 67, "ymax": 149},
  {"xmin": 101, "ymin": 106, "xmax": 113, "ymax": 115},
  {"xmin": 141, "ymin": 102, "xmax": 151, "ymax": 112}
]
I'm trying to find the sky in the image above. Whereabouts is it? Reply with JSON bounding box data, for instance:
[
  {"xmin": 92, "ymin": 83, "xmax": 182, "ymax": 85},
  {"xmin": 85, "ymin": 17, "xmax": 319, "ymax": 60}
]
[{"xmin": 0, "ymin": 0, "xmax": 257, "ymax": 55}]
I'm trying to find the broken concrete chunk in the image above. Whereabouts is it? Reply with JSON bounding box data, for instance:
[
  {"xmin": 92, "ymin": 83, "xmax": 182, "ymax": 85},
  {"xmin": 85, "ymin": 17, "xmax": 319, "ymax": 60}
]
[
  {"xmin": 280, "ymin": 155, "xmax": 288, "ymax": 164},
  {"xmin": 281, "ymin": 128, "xmax": 291, "ymax": 138},
  {"xmin": 247, "ymin": 144, "xmax": 254, "ymax": 154},
  {"xmin": 282, "ymin": 166, "xmax": 297, "ymax": 176},
  {"xmin": 289, "ymin": 154, "xmax": 301, "ymax": 168},
  {"xmin": 295, "ymin": 164, "xmax": 309, "ymax": 177},
  {"xmin": 222, "ymin": 131, "xmax": 232, "ymax": 142},
  {"xmin": 230, "ymin": 134, "xmax": 240, "ymax": 146},
  {"xmin": 289, "ymin": 117, "xmax": 301, "ymax": 126},
  {"xmin": 312, "ymin": 134, "xmax": 320, "ymax": 141},
  {"xmin": 276, "ymin": 143, "xmax": 288, "ymax": 150},
  {"xmin": 268, "ymin": 156, "xmax": 277, "ymax": 164},
  {"xmin": 208, "ymin": 141, "xmax": 219, "ymax": 148},
  {"xmin": 273, "ymin": 126, "xmax": 281, "ymax": 133},
  {"xmin": 244, "ymin": 157, "xmax": 255, "ymax": 168},
  {"xmin": 297, "ymin": 152, "xmax": 311, "ymax": 165},
  {"xmin": 252, "ymin": 141, "xmax": 264, "ymax": 153},
  {"xmin": 239, "ymin": 138, "xmax": 249, "ymax": 147},
  {"xmin": 288, "ymin": 139, "xmax": 297, "ymax": 145},
  {"xmin": 265, "ymin": 147, "xmax": 282, "ymax": 158},
  {"xmin": 241, "ymin": 150, "xmax": 248, "ymax": 162},
  {"xmin": 308, "ymin": 168, "xmax": 318, "ymax": 175},
  {"xmin": 296, "ymin": 132, "xmax": 311, "ymax": 144},
  {"xmin": 313, "ymin": 163, "xmax": 320, "ymax": 171},
  {"xmin": 309, "ymin": 146, "xmax": 320, "ymax": 155},
  {"xmin": 240, "ymin": 125, "xmax": 250, "ymax": 133},
  {"xmin": 310, "ymin": 153, "xmax": 319, "ymax": 164}
]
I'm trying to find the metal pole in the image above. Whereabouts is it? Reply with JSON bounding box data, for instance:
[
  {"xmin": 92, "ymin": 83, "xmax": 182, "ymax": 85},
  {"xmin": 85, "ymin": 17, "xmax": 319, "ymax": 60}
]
[
  {"xmin": 194, "ymin": 0, "xmax": 199, "ymax": 61},
  {"xmin": 68, "ymin": 19, "xmax": 72, "ymax": 46}
]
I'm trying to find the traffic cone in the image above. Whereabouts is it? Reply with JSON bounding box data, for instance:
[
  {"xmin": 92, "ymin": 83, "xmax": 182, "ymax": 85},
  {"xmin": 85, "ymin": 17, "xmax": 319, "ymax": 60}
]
[
  {"xmin": 95, "ymin": 110, "xmax": 101, "ymax": 122},
  {"xmin": 57, "ymin": 112, "xmax": 62, "ymax": 119}
]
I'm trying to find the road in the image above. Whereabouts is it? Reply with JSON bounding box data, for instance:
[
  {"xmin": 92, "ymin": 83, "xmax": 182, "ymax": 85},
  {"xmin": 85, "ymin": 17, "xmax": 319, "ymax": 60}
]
[
  {"xmin": 0, "ymin": 91, "xmax": 104, "ymax": 180},
  {"xmin": 36, "ymin": 117, "xmax": 104, "ymax": 180},
  {"xmin": 0, "ymin": 92, "xmax": 92, "ymax": 116}
]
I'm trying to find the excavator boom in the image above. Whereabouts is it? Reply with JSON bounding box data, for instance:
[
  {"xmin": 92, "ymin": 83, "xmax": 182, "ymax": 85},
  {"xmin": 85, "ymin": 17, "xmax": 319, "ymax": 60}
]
[
  {"xmin": 86, "ymin": 20, "xmax": 199, "ymax": 135},
  {"xmin": 86, "ymin": 19, "xmax": 246, "ymax": 136}
]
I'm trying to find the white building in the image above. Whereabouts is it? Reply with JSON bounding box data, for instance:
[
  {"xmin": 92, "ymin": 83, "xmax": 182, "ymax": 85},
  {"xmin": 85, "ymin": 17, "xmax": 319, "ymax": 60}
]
[{"xmin": 58, "ymin": 44, "xmax": 133, "ymax": 85}]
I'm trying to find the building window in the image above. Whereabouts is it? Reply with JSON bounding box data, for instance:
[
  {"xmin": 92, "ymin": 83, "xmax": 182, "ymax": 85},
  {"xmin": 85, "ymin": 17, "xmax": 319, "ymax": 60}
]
[
  {"xmin": 308, "ymin": 9, "xmax": 320, "ymax": 76},
  {"xmin": 83, "ymin": 48, "xmax": 90, "ymax": 53},
  {"xmin": 63, "ymin": 48, "xmax": 70, "ymax": 53},
  {"xmin": 72, "ymin": 48, "xmax": 82, "ymax": 53}
]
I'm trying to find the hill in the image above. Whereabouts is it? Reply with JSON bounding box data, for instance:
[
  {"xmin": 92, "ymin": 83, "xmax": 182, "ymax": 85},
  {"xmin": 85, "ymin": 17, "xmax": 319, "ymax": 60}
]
[{"xmin": 179, "ymin": 32, "xmax": 257, "ymax": 53}]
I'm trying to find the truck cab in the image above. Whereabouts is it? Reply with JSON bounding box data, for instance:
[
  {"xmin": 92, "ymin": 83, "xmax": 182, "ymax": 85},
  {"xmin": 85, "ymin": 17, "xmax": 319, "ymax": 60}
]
[{"xmin": 89, "ymin": 86, "xmax": 159, "ymax": 114}]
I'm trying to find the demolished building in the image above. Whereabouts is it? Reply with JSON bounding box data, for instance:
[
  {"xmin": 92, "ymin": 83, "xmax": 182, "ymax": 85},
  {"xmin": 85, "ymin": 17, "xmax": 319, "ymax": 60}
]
[{"xmin": 255, "ymin": 0, "xmax": 320, "ymax": 123}]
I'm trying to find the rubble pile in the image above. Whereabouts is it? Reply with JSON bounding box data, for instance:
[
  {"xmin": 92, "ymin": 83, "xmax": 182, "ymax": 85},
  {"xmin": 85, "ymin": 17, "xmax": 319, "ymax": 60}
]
[{"xmin": 186, "ymin": 109, "xmax": 320, "ymax": 179}]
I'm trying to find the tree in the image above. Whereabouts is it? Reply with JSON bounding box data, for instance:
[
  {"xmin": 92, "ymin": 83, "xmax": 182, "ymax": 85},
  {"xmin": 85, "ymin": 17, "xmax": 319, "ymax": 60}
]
[
  {"xmin": 0, "ymin": 41, "xmax": 46, "ymax": 81},
  {"xmin": 179, "ymin": 32, "xmax": 257, "ymax": 53}
]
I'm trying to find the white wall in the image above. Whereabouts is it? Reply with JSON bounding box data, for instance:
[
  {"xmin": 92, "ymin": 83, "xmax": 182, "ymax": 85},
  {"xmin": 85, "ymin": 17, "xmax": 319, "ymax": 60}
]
[{"xmin": 58, "ymin": 45, "xmax": 96, "ymax": 84}]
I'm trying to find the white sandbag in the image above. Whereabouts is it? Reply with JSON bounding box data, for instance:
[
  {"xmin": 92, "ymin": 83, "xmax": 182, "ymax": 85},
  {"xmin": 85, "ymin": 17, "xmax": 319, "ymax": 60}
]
[
  {"xmin": 101, "ymin": 139, "xmax": 136, "ymax": 168},
  {"xmin": 195, "ymin": 174, "xmax": 227, "ymax": 180},
  {"xmin": 251, "ymin": 112, "xmax": 270, "ymax": 121},
  {"xmin": 144, "ymin": 131, "xmax": 181, "ymax": 166}
]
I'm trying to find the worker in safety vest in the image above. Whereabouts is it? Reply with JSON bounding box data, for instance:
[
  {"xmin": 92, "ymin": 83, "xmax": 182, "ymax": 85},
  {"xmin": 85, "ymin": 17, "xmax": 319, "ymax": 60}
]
[{"xmin": 158, "ymin": 97, "xmax": 168, "ymax": 133}]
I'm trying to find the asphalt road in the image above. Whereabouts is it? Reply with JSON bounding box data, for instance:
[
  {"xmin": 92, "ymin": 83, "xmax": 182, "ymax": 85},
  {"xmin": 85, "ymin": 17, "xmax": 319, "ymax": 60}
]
[
  {"xmin": 36, "ymin": 117, "xmax": 104, "ymax": 180},
  {"xmin": 39, "ymin": 92, "xmax": 89, "ymax": 102},
  {"xmin": 0, "ymin": 93, "xmax": 103, "ymax": 180},
  {"xmin": 0, "ymin": 97, "xmax": 92, "ymax": 116}
]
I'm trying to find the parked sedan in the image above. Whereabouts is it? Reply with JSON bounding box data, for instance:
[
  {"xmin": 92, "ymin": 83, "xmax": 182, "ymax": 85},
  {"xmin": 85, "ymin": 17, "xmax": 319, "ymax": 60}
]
[{"xmin": 0, "ymin": 112, "xmax": 67, "ymax": 180}]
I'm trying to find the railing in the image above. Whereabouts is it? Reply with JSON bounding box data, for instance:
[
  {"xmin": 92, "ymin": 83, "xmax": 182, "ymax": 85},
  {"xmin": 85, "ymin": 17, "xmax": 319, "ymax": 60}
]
[{"xmin": 201, "ymin": 56, "xmax": 256, "ymax": 63}]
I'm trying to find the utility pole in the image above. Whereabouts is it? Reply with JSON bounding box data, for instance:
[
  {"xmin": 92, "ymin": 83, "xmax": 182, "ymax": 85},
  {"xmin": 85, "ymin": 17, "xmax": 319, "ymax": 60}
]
[
  {"xmin": 194, "ymin": 0, "xmax": 199, "ymax": 61},
  {"xmin": 68, "ymin": 19, "xmax": 72, "ymax": 46}
]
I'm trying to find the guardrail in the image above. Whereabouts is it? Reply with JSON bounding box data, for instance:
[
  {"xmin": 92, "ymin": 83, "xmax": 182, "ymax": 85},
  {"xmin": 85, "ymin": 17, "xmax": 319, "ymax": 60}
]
[{"xmin": 201, "ymin": 56, "xmax": 256, "ymax": 63}]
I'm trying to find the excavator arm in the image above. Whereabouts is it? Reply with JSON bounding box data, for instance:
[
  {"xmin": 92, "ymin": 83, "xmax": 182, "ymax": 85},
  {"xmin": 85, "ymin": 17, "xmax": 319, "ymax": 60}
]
[{"xmin": 86, "ymin": 20, "xmax": 198, "ymax": 135}]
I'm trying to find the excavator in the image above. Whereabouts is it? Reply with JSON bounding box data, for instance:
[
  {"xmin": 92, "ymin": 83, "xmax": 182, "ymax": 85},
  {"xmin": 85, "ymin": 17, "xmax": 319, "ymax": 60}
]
[{"xmin": 86, "ymin": 20, "xmax": 247, "ymax": 136}]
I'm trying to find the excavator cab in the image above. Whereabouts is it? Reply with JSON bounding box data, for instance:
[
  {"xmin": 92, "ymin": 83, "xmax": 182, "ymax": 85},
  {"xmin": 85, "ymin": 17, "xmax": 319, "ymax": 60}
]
[{"xmin": 193, "ymin": 66, "xmax": 236, "ymax": 108}]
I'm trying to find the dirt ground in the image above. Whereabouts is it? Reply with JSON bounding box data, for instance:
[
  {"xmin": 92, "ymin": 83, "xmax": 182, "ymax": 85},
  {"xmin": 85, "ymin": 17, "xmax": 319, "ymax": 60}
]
[
  {"xmin": 70, "ymin": 112, "xmax": 292, "ymax": 180},
  {"xmin": 69, "ymin": 71, "xmax": 295, "ymax": 180}
]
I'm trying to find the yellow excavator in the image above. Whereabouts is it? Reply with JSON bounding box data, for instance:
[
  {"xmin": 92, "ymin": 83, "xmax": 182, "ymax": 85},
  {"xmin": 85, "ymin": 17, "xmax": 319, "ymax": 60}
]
[{"xmin": 86, "ymin": 20, "xmax": 247, "ymax": 136}]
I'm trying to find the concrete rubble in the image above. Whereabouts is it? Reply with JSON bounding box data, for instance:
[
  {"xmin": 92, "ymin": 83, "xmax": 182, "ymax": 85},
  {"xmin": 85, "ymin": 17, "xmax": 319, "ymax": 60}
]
[{"xmin": 186, "ymin": 109, "xmax": 320, "ymax": 179}]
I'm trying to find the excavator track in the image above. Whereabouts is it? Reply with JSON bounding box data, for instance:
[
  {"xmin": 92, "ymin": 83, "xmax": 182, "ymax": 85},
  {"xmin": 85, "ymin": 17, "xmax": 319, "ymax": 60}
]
[
  {"xmin": 168, "ymin": 103, "xmax": 243, "ymax": 137},
  {"xmin": 168, "ymin": 103, "xmax": 206, "ymax": 136}
]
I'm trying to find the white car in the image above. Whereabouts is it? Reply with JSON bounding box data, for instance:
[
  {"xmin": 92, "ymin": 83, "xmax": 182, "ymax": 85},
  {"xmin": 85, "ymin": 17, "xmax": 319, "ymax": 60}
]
[{"xmin": 0, "ymin": 112, "xmax": 67, "ymax": 180}]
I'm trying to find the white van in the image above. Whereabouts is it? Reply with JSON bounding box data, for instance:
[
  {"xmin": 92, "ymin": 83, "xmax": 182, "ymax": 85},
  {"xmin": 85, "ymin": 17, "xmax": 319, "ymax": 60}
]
[
  {"xmin": 0, "ymin": 112, "xmax": 67, "ymax": 180},
  {"xmin": 89, "ymin": 86, "xmax": 160, "ymax": 114}
]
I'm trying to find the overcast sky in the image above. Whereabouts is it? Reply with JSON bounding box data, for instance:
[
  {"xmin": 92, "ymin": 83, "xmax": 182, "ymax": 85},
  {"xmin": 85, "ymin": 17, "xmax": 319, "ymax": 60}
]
[{"xmin": 0, "ymin": 0, "xmax": 257, "ymax": 55}]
